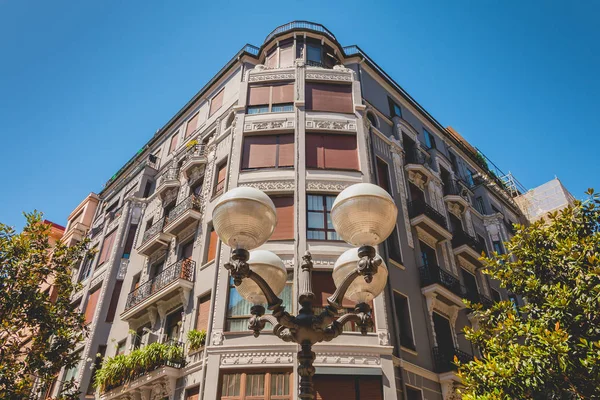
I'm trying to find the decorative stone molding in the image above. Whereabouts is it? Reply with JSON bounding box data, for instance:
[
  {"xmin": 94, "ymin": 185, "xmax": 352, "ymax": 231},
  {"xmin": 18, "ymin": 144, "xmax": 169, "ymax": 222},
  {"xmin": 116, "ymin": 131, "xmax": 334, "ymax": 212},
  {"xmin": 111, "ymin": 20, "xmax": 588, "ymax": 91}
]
[
  {"xmin": 72, "ymin": 288, "xmax": 85, "ymax": 302},
  {"xmin": 244, "ymin": 119, "xmax": 294, "ymax": 132},
  {"xmin": 90, "ymin": 270, "xmax": 106, "ymax": 289},
  {"xmin": 306, "ymin": 180, "xmax": 353, "ymax": 192},
  {"xmin": 162, "ymin": 188, "xmax": 178, "ymax": 206},
  {"xmin": 239, "ymin": 180, "xmax": 295, "ymax": 192},
  {"xmin": 423, "ymin": 291, "xmax": 460, "ymax": 347},
  {"xmin": 447, "ymin": 201, "xmax": 464, "ymax": 218},
  {"xmin": 415, "ymin": 227, "xmax": 437, "ymax": 249},
  {"xmin": 212, "ymin": 330, "xmax": 224, "ymax": 346},
  {"xmin": 148, "ymin": 249, "xmax": 168, "ymax": 266},
  {"xmin": 407, "ymin": 170, "xmax": 427, "ymax": 191},
  {"xmin": 305, "ymin": 119, "xmax": 356, "ymax": 132},
  {"xmin": 187, "ymin": 164, "xmax": 205, "ymax": 185},
  {"xmin": 390, "ymin": 139, "xmax": 414, "ymax": 248},
  {"xmin": 221, "ymin": 351, "xmax": 294, "ymax": 366},
  {"xmin": 306, "ymin": 70, "xmax": 353, "ymax": 82},
  {"xmin": 378, "ymin": 329, "xmax": 390, "ymax": 346},
  {"xmin": 248, "ymin": 71, "xmax": 295, "ymax": 82},
  {"xmin": 314, "ymin": 352, "xmax": 381, "ymax": 366}
]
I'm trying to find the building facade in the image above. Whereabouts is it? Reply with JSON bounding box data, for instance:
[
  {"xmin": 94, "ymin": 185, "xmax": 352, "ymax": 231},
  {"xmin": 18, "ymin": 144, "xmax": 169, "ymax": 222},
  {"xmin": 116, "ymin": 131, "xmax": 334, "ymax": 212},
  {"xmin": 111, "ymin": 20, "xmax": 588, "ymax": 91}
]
[{"xmin": 49, "ymin": 21, "xmax": 528, "ymax": 400}]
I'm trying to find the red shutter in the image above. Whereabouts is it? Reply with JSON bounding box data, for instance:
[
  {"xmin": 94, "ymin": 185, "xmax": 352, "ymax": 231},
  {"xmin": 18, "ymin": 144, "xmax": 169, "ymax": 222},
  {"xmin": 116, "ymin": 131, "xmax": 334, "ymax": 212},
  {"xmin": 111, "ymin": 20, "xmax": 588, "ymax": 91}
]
[
  {"xmin": 207, "ymin": 229, "xmax": 218, "ymax": 262},
  {"xmin": 195, "ymin": 294, "xmax": 211, "ymax": 331},
  {"xmin": 209, "ymin": 90, "xmax": 224, "ymax": 116},
  {"xmin": 314, "ymin": 375, "xmax": 356, "ymax": 400},
  {"xmin": 266, "ymin": 48, "xmax": 278, "ymax": 68},
  {"xmin": 376, "ymin": 158, "xmax": 390, "ymax": 193},
  {"xmin": 186, "ymin": 386, "xmax": 200, "ymax": 400},
  {"xmin": 278, "ymin": 134, "xmax": 294, "ymax": 167},
  {"xmin": 84, "ymin": 287, "xmax": 100, "ymax": 325},
  {"xmin": 306, "ymin": 83, "xmax": 353, "ymax": 113},
  {"xmin": 358, "ymin": 376, "xmax": 383, "ymax": 400},
  {"xmin": 98, "ymin": 230, "xmax": 116, "ymax": 265},
  {"xmin": 241, "ymin": 135, "xmax": 278, "ymax": 169},
  {"xmin": 279, "ymin": 45, "xmax": 294, "ymax": 68},
  {"xmin": 169, "ymin": 133, "xmax": 179, "ymax": 153},
  {"xmin": 323, "ymin": 135, "xmax": 358, "ymax": 170},
  {"xmin": 105, "ymin": 281, "xmax": 123, "ymax": 323},
  {"xmin": 306, "ymin": 133, "xmax": 325, "ymax": 169},
  {"xmin": 185, "ymin": 113, "xmax": 199, "ymax": 138},
  {"xmin": 270, "ymin": 197, "xmax": 294, "ymax": 240},
  {"xmin": 272, "ymin": 83, "xmax": 294, "ymax": 104},
  {"xmin": 312, "ymin": 271, "xmax": 354, "ymax": 308},
  {"xmin": 248, "ymin": 85, "xmax": 271, "ymax": 106}
]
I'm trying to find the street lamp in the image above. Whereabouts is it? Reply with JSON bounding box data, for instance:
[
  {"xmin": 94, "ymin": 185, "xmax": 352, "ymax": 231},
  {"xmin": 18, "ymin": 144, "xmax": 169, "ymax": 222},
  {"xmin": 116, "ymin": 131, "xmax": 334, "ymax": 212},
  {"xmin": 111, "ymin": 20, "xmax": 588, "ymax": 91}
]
[{"xmin": 212, "ymin": 183, "xmax": 398, "ymax": 400}]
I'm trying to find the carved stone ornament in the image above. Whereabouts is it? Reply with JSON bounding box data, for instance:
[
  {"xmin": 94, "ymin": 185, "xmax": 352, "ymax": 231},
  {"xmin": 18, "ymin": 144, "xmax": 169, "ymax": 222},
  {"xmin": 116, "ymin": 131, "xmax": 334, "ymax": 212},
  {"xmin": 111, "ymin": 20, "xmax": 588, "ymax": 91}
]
[
  {"xmin": 306, "ymin": 180, "xmax": 354, "ymax": 192},
  {"xmin": 306, "ymin": 119, "xmax": 356, "ymax": 132},
  {"xmin": 306, "ymin": 70, "xmax": 353, "ymax": 82},
  {"xmin": 244, "ymin": 119, "xmax": 294, "ymax": 132},
  {"xmin": 407, "ymin": 170, "xmax": 427, "ymax": 191},
  {"xmin": 221, "ymin": 351, "xmax": 294, "ymax": 366},
  {"xmin": 378, "ymin": 329, "xmax": 390, "ymax": 346},
  {"xmin": 162, "ymin": 188, "xmax": 178, "ymax": 206},
  {"xmin": 416, "ymin": 227, "xmax": 438, "ymax": 248},
  {"xmin": 314, "ymin": 352, "xmax": 381, "ymax": 366},
  {"xmin": 248, "ymin": 71, "xmax": 295, "ymax": 82},
  {"xmin": 447, "ymin": 201, "xmax": 464, "ymax": 217},
  {"xmin": 239, "ymin": 180, "xmax": 295, "ymax": 192},
  {"xmin": 212, "ymin": 330, "xmax": 224, "ymax": 346}
]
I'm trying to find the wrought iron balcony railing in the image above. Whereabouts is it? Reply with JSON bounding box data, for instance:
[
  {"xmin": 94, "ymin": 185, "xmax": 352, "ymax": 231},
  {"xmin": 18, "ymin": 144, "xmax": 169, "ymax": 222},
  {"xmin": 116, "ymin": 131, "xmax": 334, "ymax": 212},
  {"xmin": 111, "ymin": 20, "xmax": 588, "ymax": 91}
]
[
  {"xmin": 186, "ymin": 143, "xmax": 207, "ymax": 159},
  {"xmin": 146, "ymin": 154, "xmax": 160, "ymax": 170},
  {"xmin": 419, "ymin": 264, "xmax": 464, "ymax": 298},
  {"xmin": 408, "ymin": 200, "xmax": 447, "ymax": 229},
  {"xmin": 452, "ymin": 229, "xmax": 486, "ymax": 256},
  {"xmin": 443, "ymin": 180, "xmax": 463, "ymax": 197},
  {"xmin": 125, "ymin": 259, "xmax": 195, "ymax": 310},
  {"xmin": 140, "ymin": 218, "xmax": 166, "ymax": 246},
  {"xmin": 306, "ymin": 60, "xmax": 326, "ymax": 68},
  {"xmin": 165, "ymin": 194, "xmax": 202, "ymax": 225},
  {"xmin": 264, "ymin": 21, "xmax": 336, "ymax": 43},
  {"xmin": 405, "ymin": 148, "xmax": 431, "ymax": 167},
  {"xmin": 432, "ymin": 346, "xmax": 474, "ymax": 372},
  {"xmin": 464, "ymin": 290, "xmax": 494, "ymax": 310},
  {"xmin": 157, "ymin": 167, "xmax": 180, "ymax": 187}
]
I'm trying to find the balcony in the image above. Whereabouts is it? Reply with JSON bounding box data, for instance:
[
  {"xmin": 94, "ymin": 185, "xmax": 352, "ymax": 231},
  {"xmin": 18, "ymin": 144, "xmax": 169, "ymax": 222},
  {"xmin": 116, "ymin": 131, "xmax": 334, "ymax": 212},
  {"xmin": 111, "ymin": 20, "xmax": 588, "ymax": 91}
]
[
  {"xmin": 155, "ymin": 167, "xmax": 180, "ymax": 199},
  {"xmin": 120, "ymin": 259, "xmax": 195, "ymax": 321},
  {"xmin": 137, "ymin": 218, "xmax": 173, "ymax": 257},
  {"xmin": 181, "ymin": 144, "xmax": 208, "ymax": 181},
  {"xmin": 408, "ymin": 200, "xmax": 452, "ymax": 242},
  {"xmin": 264, "ymin": 21, "xmax": 337, "ymax": 44},
  {"xmin": 163, "ymin": 194, "xmax": 203, "ymax": 236},
  {"xmin": 451, "ymin": 229, "xmax": 485, "ymax": 265},
  {"xmin": 464, "ymin": 290, "xmax": 494, "ymax": 310},
  {"xmin": 432, "ymin": 346, "xmax": 474, "ymax": 373},
  {"xmin": 99, "ymin": 341, "xmax": 185, "ymax": 400},
  {"xmin": 419, "ymin": 264, "xmax": 465, "ymax": 308},
  {"xmin": 443, "ymin": 180, "xmax": 470, "ymax": 214}
]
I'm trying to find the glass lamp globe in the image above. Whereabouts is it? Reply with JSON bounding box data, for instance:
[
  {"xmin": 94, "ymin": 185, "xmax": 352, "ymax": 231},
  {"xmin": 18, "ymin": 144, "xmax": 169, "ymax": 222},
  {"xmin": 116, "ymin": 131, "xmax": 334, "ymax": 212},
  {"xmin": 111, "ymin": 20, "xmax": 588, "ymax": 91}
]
[
  {"xmin": 212, "ymin": 187, "xmax": 277, "ymax": 250},
  {"xmin": 332, "ymin": 247, "xmax": 388, "ymax": 304},
  {"xmin": 236, "ymin": 250, "xmax": 287, "ymax": 304},
  {"xmin": 330, "ymin": 183, "xmax": 398, "ymax": 246}
]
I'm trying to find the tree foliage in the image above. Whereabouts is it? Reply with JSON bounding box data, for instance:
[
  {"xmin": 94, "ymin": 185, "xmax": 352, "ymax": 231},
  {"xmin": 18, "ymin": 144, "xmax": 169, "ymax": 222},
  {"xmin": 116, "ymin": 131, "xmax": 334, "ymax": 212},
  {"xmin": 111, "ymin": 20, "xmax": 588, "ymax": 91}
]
[
  {"xmin": 0, "ymin": 212, "xmax": 91, "ymax": 399},
  {"xmin": 458, "ymin": 190, "xmax": 600, "ymax": 399}
]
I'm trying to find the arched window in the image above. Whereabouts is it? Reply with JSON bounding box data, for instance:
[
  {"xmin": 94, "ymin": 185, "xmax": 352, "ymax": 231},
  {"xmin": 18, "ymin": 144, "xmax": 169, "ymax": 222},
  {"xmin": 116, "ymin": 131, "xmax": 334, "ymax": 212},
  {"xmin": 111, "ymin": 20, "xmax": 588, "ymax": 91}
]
[{"xmin": 367, "ymin": 111, "xmax": 378, "ymax": 128}]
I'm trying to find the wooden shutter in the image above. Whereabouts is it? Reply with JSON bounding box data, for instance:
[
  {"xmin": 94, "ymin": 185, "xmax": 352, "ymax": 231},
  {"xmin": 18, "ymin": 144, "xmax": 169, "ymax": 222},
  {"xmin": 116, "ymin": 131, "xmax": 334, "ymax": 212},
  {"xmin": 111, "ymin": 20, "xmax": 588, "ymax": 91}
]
[
  {"xmin": 272, "ymin": 83, "xmax": 294, "ymax": 104},
  {"xmin": 207, "ymin": 229, "xmax": 218, "ymax": 262},
  {"xmin": 279, "ymin": 45, "xmax": 294, "ymax": 67},
  {"xmin": 305, "ymin": 133, "xmax": 325, "ymax": 169},
  {"xmin": 248, "ymin": 85, "xmax": 271, "ymax": 106},
  {"xmin": 270, "ymin": 197, "xmax": 294, "ymax": 240},
  {"xmin": 186, "ymin": 386, "xmax": 200, "ymax": 400},
  {"xmin": 209, "ymin": 90, "xmax": 224, "ymax": 116},
  {"xmin": 314, "ymin": 375, "xmax": 356, "ymax": 400},
  {"xmin": 278, "ymin": 134, "xmax": 294, "ymax": 167},
  {"xmin": 323, "ymin": 135, "xmax": 358, "ymax": 170},
  {"xmin": 105, "ymin": 281, "xmax": 123, "ymax": 323},
  {"xmin": 169, "ymin": 133, "xmax": 179, "ymax": 152},
  {"xmin": 266, "ymin": 48, "xmax": 278, "ymax": 68},
  {"xmin": 242, "ymin": 135, "xmax": 278, "ymax": 169},
  {"xmin": 185, "ymin": 113, "xmax": 199, "ymax": 138},
  {"xmin": 84, "ymin": 287, "xmax": 100, "ymax": 325},
  {"xmin": 376, "ymin": 158, "xmax": 390, "ymax": 193},
  {"xmin": 98, "ymin": 230, "xmax": 116, "ymax": 265},
  {"xmin": 358, "ymin": 376, "xmax": 383, "ymax": 400},
  {"xmin": 306, "ymin": 83, "xmax": 353, "ymax": 113},
  {"xmin": 195, "ymin": 294, "xmax": 211, "ymax": 331}
]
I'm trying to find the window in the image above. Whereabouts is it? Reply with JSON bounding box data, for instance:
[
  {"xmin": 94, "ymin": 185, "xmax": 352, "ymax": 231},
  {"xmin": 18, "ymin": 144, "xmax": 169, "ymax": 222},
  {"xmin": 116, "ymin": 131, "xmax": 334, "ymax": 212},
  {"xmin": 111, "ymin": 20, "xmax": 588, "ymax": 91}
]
[
  {"xmin": 270, "ymin": 196, "xmax": 294, "ymax": 241},
  {"xmin": 83, "ymin": 287, "xmax": 100, "ymax": 325},
  {"xmin": 388, "ymin": 97, "xmax": 402, "ymax": 118},
  {"xmin": 86, "ymin": 345, "xmax": 106, "ymax": 394},
  {"xmin": 307, "ymin": 44, "xmax": 322, "ymax": 65},
  {"xmin": 61, "ymin": 351, "xmax": 81, "ymax": 393},
  {"xmin": 279, "ymin": 40, "xmax": 294, "ymax": 68},
  {"xmin": 367, "ymin": 112, "xmax": 378, "ymax": 127},
  {"xmin": 214, "ymin": 163, "xmax": 227, "ymax": 196},
  {"xmin": 491, "ymin": 288, "xmax": 501, "ymax": 302},
  {"xmin": 247, "ymin": 83, "xmax": 294, "ymax": 114},
  {"xmin": 77, "ymin": 255, "xmax": 94, "ymax": 283},
  {"xmin": 185, "ymin": 113, "xmax": 199, "ymax": 138},
  {"xmin": 306, "ymin": 133, "xmax": 358, "ymax": 170},
  {"xmin": 406, "ymin": 386, "xmax": 423, "ymax": 400},
  {"xmin": 493, "ymin": 240, "xmax": 504, "ymax": 255},
  {"xmin": 220, "ymin": 371, "xmax": 291, "ymax": 399},
  {"xmin": 387, "ymin": 227, "xmax": 402, "ymax": 264},
  {"xmin": 376, "ymin": 158, "xmax": 391, "ymax": 193},
  {"xmin": 98, "ymin": 230, "xmax": 117, "ymax": 265},
  {"xmin": 465, "ymin": 169, "xmax": 475, "ymax": 187},
  {"xmin": 206, "ymin": 227, "xmax": 218, "ymax": 264},
  {"xmin": 165, "ymin": 309, "xmax": 183, "ymax": 341},
  {"xmin": 122, "ymin": 224, "xmax": 137, "ymax": 259},
  {"xmin": 226, "ymin": 272, "xmax": 293, "ymax": 331},
  {"xmin": 266, "ymin": 47, "xmax": 278, "ymax": 68},
  {"xmin": 105, "ymin": 280, "xmax": 123, "ymax": 323},
  {"xmin": 307, "ymin": 195, "xmax": 340, "ymax": 241},
  {"xmin": 423, "ymin": 129, "xmax": 436, "ymax": 149},
  {"xmin": 209, "ymin": 89, "xmax": 225, "ymax": 117},
  {"xmin": 306, "ymin": 83, "xmax": 353, "ymax": 114},
  {"xmin": 477, "ymin": 234, "xmax": 488, "ymax": 256},
  {"xmin": 475, "ymin": 196, "xmax": 486, "ymax": 214},
  {"xmin": 314, "ymin": 375, "xmax": 383, "ymax": 400},
  {"xmin": 508, "ymin": 294, "xmax": 520, "ymax": 315},
  {"xmin": 143, "ymin": 181, "xmax": 153, "ymax": 198},
  {"xmin": 449, "ymin": 152, "xmax": 459, "ymax": 171},
  {"xmin": 169, "ymin": 133, "xmax": 179, "ymax": 153},
  {"xmin": 196, "ymin": 293, "xmax": 211, "ymax": 331},
  {"xmin": 241, "ymin": 134, "xmax": 294, "ymax": 170},
  {"xmin": 115, "ymin": 340, "xmax": 126, "ymax": 356},
  {"xmin": 186, "ymin": 386, "xmax": 200, "ymax": 400},
  {"xmin": 393, "ymin": 292, "xmax": 415, "ymax": 350}
]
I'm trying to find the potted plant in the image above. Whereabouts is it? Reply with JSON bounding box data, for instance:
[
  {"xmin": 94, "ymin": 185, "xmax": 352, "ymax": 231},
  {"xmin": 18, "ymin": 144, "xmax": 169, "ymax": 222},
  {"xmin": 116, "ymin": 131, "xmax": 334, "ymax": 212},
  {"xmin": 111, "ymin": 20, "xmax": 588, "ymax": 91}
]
[{"xmin": 186, "ymin": 329, "xmax": 207, "ymax": 352}]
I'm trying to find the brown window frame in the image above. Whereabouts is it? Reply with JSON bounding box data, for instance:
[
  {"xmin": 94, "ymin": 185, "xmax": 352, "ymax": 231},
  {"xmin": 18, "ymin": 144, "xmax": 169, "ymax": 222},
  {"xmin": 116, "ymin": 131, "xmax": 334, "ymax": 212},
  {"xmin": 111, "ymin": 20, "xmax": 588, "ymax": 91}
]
[
  {"xmin": 219, "ymin": 370, "xmax": 292, "ymax": 400},
  {"xmin": 306, "ymin": 194, "xmax": 341, "ymax": 241},
  {"xmin": 247, "ymin": 83, "xmax": 294, "ymax": 115},
  {"xmin": 209, "ymin": 89, "xmax": 225, "ymax": 117},
  {"xmin": 241, "ymin": 134, "xmax": 294, "ymax": 171},
  {"xmin": 213, "ymin": 162, "xmax": 227, "ymax": 197},
  {"xmin": 305, "ymin": 133, "xmax": 359, "ymax": 171}
]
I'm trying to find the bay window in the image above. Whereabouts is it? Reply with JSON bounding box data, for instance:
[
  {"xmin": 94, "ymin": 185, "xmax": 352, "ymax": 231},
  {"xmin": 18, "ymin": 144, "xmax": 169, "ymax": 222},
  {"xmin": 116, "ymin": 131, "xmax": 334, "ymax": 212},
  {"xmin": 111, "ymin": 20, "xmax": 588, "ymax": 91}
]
[
  {"xmin": 247, "ymin": 83, "xmax": 294, "ymax": 114},
  {"xmin": 241, "ymin": 134, "xmax": 294, "ymax": 170}
]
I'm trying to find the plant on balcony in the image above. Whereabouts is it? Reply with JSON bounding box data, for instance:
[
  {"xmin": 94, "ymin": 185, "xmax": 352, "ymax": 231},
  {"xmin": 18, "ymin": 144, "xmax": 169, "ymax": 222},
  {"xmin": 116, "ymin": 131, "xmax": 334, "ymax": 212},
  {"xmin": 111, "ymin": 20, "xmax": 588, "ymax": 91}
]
[
  {"xmin": 458, "ymin": 189, "xmax": 600, "ymax": 399},
  {"xmin": 187, "ymin": 329, "xmax": 207, "ymax": 352},
  {"xmin": 185, "ymin": 139, "xmax": 199, "ymax": 149},
  {"xmin": 94, "ymin": 342, "xmax": 184, "ymax": 392}
]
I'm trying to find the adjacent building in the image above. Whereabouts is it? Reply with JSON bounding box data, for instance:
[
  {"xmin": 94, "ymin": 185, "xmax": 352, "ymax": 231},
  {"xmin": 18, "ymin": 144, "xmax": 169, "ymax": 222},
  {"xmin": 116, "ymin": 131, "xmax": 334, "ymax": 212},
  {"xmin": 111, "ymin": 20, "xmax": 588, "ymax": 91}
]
[{"xmin": 47, "ymin": 21, "xmax": 532, "ymax": 400}]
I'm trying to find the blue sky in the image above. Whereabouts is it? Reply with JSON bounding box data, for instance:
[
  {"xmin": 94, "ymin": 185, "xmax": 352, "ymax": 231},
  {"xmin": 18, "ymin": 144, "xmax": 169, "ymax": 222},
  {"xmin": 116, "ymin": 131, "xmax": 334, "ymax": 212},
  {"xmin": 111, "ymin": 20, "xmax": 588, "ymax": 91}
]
[{"xmin": 1, "ymin": 0, "xmax": 598, "ymax": 230}]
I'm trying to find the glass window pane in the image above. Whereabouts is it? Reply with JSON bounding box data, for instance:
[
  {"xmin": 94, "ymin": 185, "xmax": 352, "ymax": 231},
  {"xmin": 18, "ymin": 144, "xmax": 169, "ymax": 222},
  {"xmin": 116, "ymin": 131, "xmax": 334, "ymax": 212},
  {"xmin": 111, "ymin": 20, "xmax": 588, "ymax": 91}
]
[
  {"xmin": 248, "ymin": 105, "xmax": 268, "ymax": 115},
  {"xmin": 325, "ymin": 196, "xmax": 335, "ymax": 211},
  {"xmin": 307, "ymin": 45, "xmax": 321, "ymax": 62},
  {"xmin": 222, "ymin": 373, "xmax": 241, "ymax": 396},
  {"xmin": 307, "ymin": 231, "xmax": 325, "ymax": 240},
  {"xmin": 246, "ymin": 374, "xmax": 265, "ymax": 396},
  {"xmin": 307, "ymin": 195, "xmax": 324, "ymax": 211},
  {"xmin": 270, "ymin": 373, "xmax": 289, "ymax": 395},
  {"xmin": 272, "ymin": 103, "xmax": 293, "ymax": 113},
  {"xmin": 326, "ymin": 213, "xmax": 334, "ymax": 229},
  {"xmin": 308, "ymin": 212, "xmax": 324, "ymax": 229},
  {"xmin": 327, "ymin": 231, "xmax": 340, "ymax": 241}
]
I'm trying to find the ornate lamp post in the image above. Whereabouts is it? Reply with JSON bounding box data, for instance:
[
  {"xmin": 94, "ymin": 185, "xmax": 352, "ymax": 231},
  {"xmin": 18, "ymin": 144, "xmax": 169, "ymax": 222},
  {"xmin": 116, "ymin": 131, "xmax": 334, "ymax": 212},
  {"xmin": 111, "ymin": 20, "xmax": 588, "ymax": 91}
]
[{"xmin": 212, "ymin": 183, "xmax": 398, "ymax": 400}]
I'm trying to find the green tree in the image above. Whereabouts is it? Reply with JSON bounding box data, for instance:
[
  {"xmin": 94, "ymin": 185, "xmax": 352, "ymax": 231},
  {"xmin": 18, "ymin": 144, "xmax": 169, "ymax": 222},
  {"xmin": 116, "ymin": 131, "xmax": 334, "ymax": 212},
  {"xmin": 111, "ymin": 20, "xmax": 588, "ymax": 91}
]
[
  {"xmin": 0, "ymin": 212, "xmax": 91, "ymax": 399},
  {"xmin": 458, "ymin": 190, "xmax": 600, "ymax": 399}
]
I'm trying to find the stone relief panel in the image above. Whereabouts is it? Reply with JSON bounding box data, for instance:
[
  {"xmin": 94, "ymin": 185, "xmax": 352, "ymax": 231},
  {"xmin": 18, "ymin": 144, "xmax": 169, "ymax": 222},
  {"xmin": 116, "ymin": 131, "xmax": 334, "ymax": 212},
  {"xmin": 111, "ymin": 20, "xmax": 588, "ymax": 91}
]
[
  {"xmin": 221, "ymin": 352, "xmax": 294, "ymax": 366},
  {"xmin": 314, "ymin": 352, "xmax": 381, "ymax": 366},
  {"xmin": 305, "ymin": 119, "xmax": 356, "ymax": 132},
  {"xmin": 305, "ymin": 69, "xmax": 353, "ymax": 82},
  {"xmin": 248, "ymin": 71, "xmax": 295, "ymax": 83},
  {"xmin": 244, "ymin": 119, "xmax": 295, "ymax": 132},
  {"xmin": 239, "ymin": 180, "xmax": 295, "ymax": 192},
  {"xmin": 306, "ymin": 180, "xmax": 353, "ymax": 192}
]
